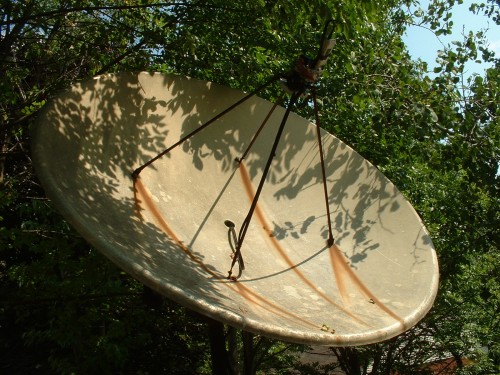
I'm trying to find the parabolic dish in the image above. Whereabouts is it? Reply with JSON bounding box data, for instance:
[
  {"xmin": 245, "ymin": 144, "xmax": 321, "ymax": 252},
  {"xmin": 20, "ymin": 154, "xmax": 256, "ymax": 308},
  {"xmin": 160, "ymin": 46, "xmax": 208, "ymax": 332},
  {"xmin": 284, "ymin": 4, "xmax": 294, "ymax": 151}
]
[{"xmin": 32, "ymin": 72, "xmax": 439, "ymax": 346}]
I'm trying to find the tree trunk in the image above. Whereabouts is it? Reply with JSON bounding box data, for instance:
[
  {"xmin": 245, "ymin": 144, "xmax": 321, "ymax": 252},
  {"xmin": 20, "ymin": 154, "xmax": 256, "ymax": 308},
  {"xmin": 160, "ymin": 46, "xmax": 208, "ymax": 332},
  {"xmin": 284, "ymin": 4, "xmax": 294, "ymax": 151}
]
[
  {"xmin": 242, "ymin": 331, "xmax": 255, "ymax": 375},
  {"xmin": 207, "ymin": 319, "xmax": 234, "ymax": 375},
  {"xmin": 333, "ymin": 347, "xmax": 362, "ymax": 375}
]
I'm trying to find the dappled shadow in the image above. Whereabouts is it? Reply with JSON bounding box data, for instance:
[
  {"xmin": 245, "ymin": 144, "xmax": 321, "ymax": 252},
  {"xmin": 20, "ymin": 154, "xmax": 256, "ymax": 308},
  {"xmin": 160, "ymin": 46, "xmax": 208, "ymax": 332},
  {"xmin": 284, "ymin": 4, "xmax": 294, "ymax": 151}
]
[
  {"xmin": 32, "ymin": 72, "xmax": 235, "ymax": 319},
  {"xmin": 32, "ymin": 72, "xmax": 438, "ymax": 346}
]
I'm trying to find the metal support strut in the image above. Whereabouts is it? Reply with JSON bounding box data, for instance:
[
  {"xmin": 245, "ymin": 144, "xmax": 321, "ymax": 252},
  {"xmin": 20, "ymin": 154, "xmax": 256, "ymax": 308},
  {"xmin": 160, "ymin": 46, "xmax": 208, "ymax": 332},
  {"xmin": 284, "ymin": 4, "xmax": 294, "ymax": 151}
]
[
  {"xmin": 312, "ymin": 89, "xmax": 335, "ymax": 246},
  {"xmin": 131, "ymin": 74, "xmax": 282, "ymax": 180},
  {"xmin": 227, "ymin": 21, "xmax": 336, "ymax": 279},
  {"xmin": 227, "ymin": 91, "xmax": 302, "ymax": 280}
]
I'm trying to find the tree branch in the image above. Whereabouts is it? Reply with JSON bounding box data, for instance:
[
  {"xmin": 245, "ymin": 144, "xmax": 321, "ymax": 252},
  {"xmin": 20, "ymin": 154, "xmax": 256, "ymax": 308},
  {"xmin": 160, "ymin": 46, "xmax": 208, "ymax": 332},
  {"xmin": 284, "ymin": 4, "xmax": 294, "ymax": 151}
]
[{"xmin": 0, "ymin": 2, "xmax": 249, "ymax": 27}]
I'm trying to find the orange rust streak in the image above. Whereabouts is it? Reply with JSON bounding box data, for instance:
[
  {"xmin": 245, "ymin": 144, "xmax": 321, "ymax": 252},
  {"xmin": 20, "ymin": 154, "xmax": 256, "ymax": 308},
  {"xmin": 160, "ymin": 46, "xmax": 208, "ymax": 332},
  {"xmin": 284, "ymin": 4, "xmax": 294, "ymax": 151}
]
[
  {"xmin": 233, "ymin": 280, "xmax": 319, "ymax": 329},
  {"xmin": 133, "ymin": 182, "xmax": 143, "ymax": 219},
  {"xmin": 134, "ymin": 177, "xmax": 216, "ymax": 275},
  {"xmin": 329, "ymin": 246, "xmax": 349, "ymax": 305},
  {"xmin": 238, "ymin": 163, "xmax": 369, "ymax": 327},
  {"xmin": 133, "ymin": 177, "xmax": 319, "ymax": 329},
  {"xmin": 329, "ymin": 244, "xmax": 404, "ymax": 324}
]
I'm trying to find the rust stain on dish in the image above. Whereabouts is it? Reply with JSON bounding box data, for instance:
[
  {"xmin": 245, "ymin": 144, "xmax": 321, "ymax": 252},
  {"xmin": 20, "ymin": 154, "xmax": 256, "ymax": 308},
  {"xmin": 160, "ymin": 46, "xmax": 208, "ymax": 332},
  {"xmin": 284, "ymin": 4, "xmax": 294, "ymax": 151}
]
[
  {"xmin": 232, "ymin": 281, "xmax": 319, "ymax": 329},
  {"xmin": 133, "ymin": 177, "xmax": 319, "ymax": 330},
  {"xmin": 134, "ymin": 177, "xmax": 214, "ymax": 275},
  {"xmin": 239, "ymin": 163, "xmax": 369, "ymax": 327},
  {"xmin": 329, "ymin": 244, "xmax": 404, "ymax": 324}
]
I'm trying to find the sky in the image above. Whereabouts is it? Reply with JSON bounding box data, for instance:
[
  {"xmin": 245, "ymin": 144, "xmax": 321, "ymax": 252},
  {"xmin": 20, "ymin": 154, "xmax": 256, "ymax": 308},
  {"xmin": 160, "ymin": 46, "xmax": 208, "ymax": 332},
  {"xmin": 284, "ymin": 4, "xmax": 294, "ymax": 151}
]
[{"xmin": 402, "ymin": 0, "xmax": 500, "ymax": 77}]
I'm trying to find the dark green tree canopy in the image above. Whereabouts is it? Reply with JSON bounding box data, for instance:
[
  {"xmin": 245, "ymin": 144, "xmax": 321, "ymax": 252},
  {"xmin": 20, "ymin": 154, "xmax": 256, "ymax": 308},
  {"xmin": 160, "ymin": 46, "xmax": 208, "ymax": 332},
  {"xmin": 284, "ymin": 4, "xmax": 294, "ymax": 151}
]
[{"xmin": 1, "ymin": 0, "xmax": 498, "ymax": 374}]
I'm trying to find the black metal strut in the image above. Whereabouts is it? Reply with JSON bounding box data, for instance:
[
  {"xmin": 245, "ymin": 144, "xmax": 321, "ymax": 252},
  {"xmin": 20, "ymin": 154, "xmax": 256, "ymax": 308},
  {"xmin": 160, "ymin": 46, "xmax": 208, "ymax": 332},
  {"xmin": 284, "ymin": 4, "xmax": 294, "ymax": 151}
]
[
  {"xmin": 312, "ymin": 89, "xmax": 334, "ymax": 246},
  {"xmin": 131, "ymin": 74, "xmax": 282, "ymax": 180},
  {"xmin": 227, "ymin": 90, "xmax": 302, "ymax": 280}
]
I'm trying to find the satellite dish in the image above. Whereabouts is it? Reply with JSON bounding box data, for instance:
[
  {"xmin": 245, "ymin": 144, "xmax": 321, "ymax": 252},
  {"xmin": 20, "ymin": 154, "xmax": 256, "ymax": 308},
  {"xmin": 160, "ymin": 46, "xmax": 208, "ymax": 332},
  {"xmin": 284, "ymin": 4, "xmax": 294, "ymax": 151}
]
[{"xmin": 32, "ymin": 72, "xmax": 438, "ymax": 346}]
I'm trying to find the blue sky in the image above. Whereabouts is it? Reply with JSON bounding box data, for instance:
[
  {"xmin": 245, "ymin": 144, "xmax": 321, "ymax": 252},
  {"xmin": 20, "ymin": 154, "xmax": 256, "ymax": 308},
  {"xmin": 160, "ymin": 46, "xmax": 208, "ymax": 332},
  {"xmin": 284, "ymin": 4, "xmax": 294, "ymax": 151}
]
[{"xmin": 402, "ymin": 0, "xmax": 500, "ymax": 77}]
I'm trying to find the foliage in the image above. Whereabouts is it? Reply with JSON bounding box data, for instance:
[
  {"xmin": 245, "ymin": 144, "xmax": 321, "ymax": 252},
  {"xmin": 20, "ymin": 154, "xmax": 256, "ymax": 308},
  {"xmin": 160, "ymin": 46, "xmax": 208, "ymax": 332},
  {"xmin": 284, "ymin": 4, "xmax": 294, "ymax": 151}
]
[{"xmin": 1, "ymin": 0, "xmax": 499, "ymax": 374}]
